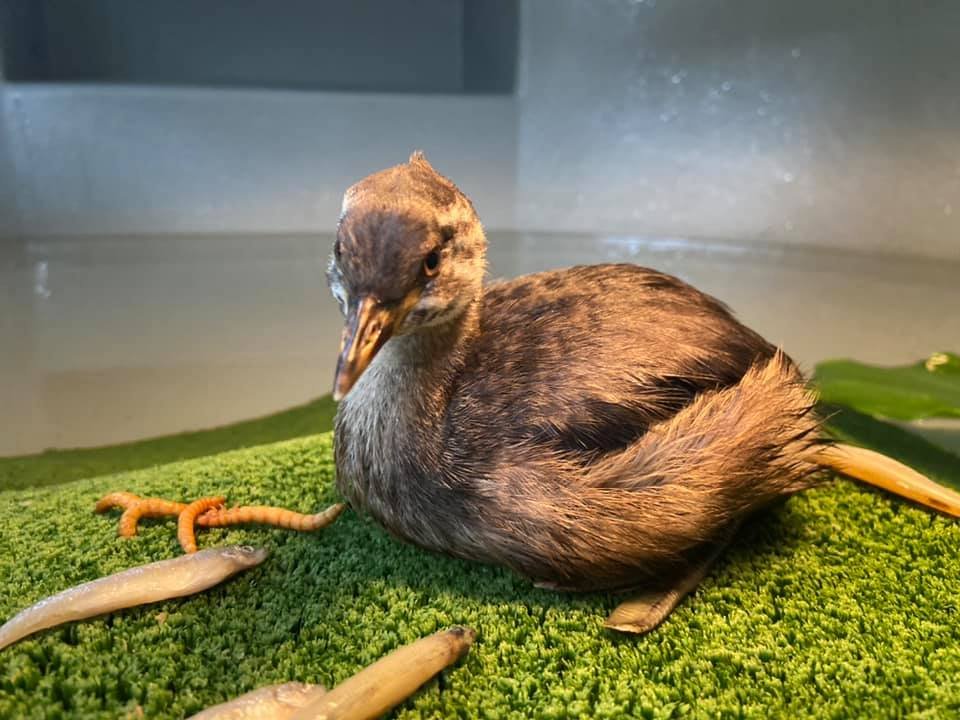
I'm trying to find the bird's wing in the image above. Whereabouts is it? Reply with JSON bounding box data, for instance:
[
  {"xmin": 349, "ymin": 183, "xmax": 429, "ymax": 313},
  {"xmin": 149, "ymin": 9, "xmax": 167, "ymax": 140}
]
[{"xmin": 445, "ymin": 265, "xmax": 781, "ymax": 459}]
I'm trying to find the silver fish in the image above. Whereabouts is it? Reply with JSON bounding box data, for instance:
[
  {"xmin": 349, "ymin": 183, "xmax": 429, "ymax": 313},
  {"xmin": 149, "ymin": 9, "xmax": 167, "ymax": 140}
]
[
  {"xmin": 0, "ymin": 545, "xmax": 268, "ymax": 651},
  {"xmin": 291, "ymin": 627, "xmax": 476, "ymax": 720},
  {"xmin": 190, "ymin": 682, "xmax": 326, "ymax": 720}
]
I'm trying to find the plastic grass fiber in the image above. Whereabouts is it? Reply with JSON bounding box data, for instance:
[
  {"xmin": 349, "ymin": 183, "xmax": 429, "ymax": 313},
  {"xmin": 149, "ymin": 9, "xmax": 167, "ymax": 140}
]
[{"xmin": 2, "ymin": 434, "xmax": 960, "ymax": 718}]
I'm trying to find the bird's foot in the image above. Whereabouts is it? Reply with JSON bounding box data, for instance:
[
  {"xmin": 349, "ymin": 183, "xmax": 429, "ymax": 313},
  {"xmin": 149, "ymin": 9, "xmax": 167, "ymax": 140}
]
[
  {"xmin": 604, "ymin": 540, "xmax": 730, "ymax": 635},
  {"xmin": 604, "ymin": 586, "xmax": 689, "ymax": 634}
]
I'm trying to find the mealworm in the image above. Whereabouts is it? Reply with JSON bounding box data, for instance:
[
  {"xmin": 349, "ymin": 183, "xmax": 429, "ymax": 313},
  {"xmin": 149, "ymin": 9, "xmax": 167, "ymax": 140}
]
[
  {"xmin": 94, "ymin": 492, "xmax": 143, "ymax": 513},
  {"xmin": 197, "ymin": 503, "xmax": 345, "ymax": 532},
  {"xmin": 178, "ymin": 497, "xmax": 227, "ymax": 553},
  {"xmin": 118, "ymin": 498, "xmax": 189, "ymax": 538}
]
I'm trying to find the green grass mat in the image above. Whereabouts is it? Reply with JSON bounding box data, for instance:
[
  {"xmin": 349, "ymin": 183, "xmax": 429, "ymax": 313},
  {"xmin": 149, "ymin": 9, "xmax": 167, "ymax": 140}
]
[
  {"xmin": 0, "ymin": 396, "xmax": 337, "ymax": 492},
  {"xmin": 2, "ymin": 434, "xmax": 959, "ymax": 718}
]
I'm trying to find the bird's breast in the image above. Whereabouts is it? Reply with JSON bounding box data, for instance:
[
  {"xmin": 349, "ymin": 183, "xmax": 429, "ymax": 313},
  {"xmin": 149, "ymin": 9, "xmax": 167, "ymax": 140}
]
[
  {"xmin": 334, "ymin": 350, "xmax": 413, "ymax": 506},
  {"xmin": 333, "ymin": 340, "xmax": 492, "ymax": 560}
]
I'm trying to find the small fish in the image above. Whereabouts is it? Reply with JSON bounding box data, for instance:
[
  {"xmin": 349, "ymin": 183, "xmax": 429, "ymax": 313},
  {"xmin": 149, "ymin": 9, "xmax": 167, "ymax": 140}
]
[
  {"xmin": 189, "ymin": 682, "xmax": 327, "ymax": 720},
  {"xmin": 0, "ymin": 546, "xmax": 268, "ymax": 652},
  {"xmin": 291, "ymin": 627, "xmax": 476, "ymax": 720}
]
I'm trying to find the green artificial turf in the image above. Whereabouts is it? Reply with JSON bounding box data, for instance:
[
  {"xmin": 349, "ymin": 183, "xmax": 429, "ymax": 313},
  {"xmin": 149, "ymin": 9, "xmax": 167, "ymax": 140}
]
[
  {"xmin": 0, "ymin": 396, "xmax": 337, "ymax": 492},
  {"xmin": 2, "ymin": 434, "xmax": 960, "ymax": 718}
]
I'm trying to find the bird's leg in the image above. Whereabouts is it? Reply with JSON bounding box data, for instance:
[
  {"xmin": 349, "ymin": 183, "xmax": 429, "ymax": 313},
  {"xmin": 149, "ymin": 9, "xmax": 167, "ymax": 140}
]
[{"xmin": 604, "ymin": 537, "xmax": 731, "ymax": 635}]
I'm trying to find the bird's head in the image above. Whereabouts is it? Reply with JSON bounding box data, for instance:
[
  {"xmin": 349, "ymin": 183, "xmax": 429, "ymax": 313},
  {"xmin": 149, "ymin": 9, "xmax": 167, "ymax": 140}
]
[{"xmin": 326, "ymin": 152, "xmax": 487, "ymax": 400}]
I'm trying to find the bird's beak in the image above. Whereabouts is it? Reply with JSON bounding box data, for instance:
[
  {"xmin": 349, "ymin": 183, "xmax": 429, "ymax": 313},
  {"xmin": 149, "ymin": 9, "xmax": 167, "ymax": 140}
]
[{"xmin": 333, "ymin": 296, "xmax": 397, "ymax": 401}]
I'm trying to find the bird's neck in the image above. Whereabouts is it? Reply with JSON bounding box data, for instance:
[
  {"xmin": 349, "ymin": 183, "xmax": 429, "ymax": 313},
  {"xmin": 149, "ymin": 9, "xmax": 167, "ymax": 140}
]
[
  {"xmin": 334, "ymin": 299, "xmax": 480, "ymax": 536},
  {"xmin": 387, "ymin": 298, "xmax": 480, "ymax": 411},
  {"xmin": 337, "ymin": 298, "xmax": 479, "ymax": 456}
]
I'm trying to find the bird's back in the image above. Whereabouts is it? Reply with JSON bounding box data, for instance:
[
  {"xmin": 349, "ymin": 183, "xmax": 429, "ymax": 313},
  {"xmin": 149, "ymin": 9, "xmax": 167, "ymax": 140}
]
[{"xmin": 444, "ymin": 264, "xmax": 786, "ymax": 460}]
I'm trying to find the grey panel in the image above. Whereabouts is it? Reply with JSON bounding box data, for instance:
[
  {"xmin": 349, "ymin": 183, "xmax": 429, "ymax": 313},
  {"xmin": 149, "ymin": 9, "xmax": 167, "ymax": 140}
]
[
  {"xmin": 0, "ymin": 0, "xmax": 49, "ymax": 81},
  {"xmin": 2, "ymin": 0, "xmax": 518, "ymax": 94},
  {"xmin": 463, "ymin": 0, "xmax": 519, "ymax": 93},
  {"xmin": 15, "ymin": 0, "xmax": 466, "ymax": 92}
]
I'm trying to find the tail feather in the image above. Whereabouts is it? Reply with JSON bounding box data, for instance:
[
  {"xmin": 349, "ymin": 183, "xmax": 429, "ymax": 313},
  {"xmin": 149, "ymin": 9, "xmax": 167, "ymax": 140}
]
[
  {"xmin": 491, "ymin": 351, "xmax": 824, "ymax": 589},
  {"xmin": 485, "ymin": 352, "xmax": 958, "ymax": 591},
  {"xmin": 814, "ymin": 443, "xmax": 960, "ymax": 517}
]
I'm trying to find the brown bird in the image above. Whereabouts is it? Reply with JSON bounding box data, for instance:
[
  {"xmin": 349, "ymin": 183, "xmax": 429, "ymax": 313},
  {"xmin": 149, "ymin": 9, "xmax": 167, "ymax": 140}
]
[{"xmin": 327, "ymin": 152, "xmax": 960, "ymax": 634}]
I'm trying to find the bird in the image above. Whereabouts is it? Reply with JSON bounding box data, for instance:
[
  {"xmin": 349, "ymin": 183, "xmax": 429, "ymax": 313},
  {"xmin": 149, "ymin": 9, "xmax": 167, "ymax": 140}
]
[{"xmin": 326, "ymin": 152, "xmax": 960, "ymax": 633}]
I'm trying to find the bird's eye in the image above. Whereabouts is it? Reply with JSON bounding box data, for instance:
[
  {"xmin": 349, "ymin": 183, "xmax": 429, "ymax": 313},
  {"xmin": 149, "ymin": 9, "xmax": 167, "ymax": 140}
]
[
  {"xmin": 334, "ymin": 239, "xmax": 342, "ymax": 261},
  {"xmin": 423, "ymin": 250, "xmax": 441, "ymax": 277}
]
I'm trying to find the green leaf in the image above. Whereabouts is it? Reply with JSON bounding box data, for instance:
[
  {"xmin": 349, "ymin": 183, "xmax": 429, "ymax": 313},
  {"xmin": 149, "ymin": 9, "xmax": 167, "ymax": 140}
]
[
  {"xmin": 813, "ymin": 351, "xmax": 960, "ymax": 420},
  {"xmin": 819, "ymin": 403, "xmax": 960, "ymax": 493}
]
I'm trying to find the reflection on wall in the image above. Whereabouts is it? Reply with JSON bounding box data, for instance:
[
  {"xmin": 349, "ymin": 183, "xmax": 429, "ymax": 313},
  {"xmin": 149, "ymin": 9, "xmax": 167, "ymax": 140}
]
[{"xmin": 517, "ymin": 0, "xmax": 960, "ymax": 258}]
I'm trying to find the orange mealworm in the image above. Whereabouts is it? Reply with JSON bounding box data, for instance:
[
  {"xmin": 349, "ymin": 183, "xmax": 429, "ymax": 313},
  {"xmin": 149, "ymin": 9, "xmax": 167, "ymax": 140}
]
[
  {"xmin": 197, "ymin": 503, "xmax": 345, "ymax": 532},
  {"xmin": 117, "ymin": 498, "xmax": 189, "ymax": 538},
  {"xmin": 94, "ymin": 492, "xmax": 142, "ymax": 514},
  {"xmin": 177, "ymin": 496, "xmax": 226, "ymax": 553}
]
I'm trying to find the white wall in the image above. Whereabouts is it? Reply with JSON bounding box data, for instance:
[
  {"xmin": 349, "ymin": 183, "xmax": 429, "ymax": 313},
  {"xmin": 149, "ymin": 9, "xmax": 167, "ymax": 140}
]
[
  {"xmin": 2, "ymin": 0, "xmax": 960, "ymax": 260},
  {"xmin": 515, "ymin": 0, "xmax": 960, "ymax": 260},
  {"xmin": 1, "ymin": 85, "xmax": 517, "ymax": 236}
]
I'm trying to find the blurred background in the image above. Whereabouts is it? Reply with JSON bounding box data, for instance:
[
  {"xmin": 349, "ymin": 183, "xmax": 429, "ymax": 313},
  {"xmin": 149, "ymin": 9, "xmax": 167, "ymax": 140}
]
[{"xmin": 1, "ymin": 0, "xmax": 958, "ymax": 456}]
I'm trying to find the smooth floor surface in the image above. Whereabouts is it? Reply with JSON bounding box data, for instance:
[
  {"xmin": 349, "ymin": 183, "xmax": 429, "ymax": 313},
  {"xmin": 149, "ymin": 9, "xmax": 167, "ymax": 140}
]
[{"xmin": 2, "ymin": 232, "xmax": 959, "ymax": 456}]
